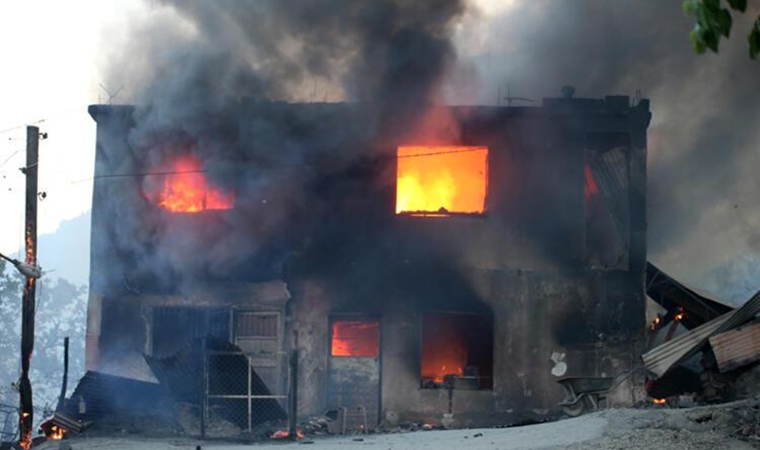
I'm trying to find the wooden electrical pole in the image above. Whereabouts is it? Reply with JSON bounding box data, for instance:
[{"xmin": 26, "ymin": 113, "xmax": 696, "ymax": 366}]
[{"xmin": 18, "ymin": 125, "xmax": 39, "ymax": 450}]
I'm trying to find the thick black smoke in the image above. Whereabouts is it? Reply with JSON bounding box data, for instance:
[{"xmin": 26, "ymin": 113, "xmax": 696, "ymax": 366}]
[
  {"xmin": 100, "ymin": 0, "xmax": 760, "ymax": 300},
  {"xmin": 98, "ymin": 0, "xmax": 469, "ymax": 291},
  {"xmin": 455, "ymin": 1, "xmax": 760, "ymax": 301}
]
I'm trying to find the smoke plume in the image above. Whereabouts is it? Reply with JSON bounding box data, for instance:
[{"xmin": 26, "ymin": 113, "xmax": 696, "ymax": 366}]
[
  {"xmin": 97, "ymin": 0, "xmax": 469, "ymax": 291},
  {"xmin": 453, "ymin": 1, "xmax": 760, "ymax": 301},
  {"xmin": 99, "ymin": 0, "xmax": 760, "ymax": 300}
]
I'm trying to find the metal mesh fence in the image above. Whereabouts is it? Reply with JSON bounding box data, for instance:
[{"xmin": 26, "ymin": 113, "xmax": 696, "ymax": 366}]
[{"xmin": 201, "ymin": 348, "xmax": 289, "ymax": 439}]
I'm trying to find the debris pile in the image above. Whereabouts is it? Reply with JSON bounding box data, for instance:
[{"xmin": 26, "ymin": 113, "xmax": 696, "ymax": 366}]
[
  {"xmin": 683, "ymin": 401, "xmax": 760, "ymax": 442},
  {"xmin": 643, "ymin": 263, "xmax": 760, "ymax": 405}
]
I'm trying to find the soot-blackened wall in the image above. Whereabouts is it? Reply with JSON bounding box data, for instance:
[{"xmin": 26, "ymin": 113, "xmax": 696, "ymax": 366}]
[{"xmin": 87, "ymin": 95, "xmax": 650, "ymax": 427}]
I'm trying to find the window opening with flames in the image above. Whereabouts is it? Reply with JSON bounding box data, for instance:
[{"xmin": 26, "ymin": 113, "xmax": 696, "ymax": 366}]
[
  {"xmin": 421, "ymin": 312, "xmax": 493, "ymax": 389},
  {"xmin": 144, "ymin": 155, "xmax": 234, "ymax": 213},
  {"xmin": 331, "ymin": 320, "xmax": 380, "ymax": 357},
  {"xmin": 396, "ymin": 146, "xmax": 488, "ymax": 216}
]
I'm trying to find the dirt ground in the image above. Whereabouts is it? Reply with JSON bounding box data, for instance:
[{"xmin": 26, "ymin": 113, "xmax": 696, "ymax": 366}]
[{"xmin": 51, "ymin": 400, "xmax": 760, "ymax": 450}]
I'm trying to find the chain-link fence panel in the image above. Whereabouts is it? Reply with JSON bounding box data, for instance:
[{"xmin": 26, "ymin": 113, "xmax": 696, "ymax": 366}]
[{"xmin": 202, "ymin": 349, "xmax": 289, "ymax": 439}]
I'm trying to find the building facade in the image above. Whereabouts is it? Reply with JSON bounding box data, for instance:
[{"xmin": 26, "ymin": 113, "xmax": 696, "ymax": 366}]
[{"xmin": 85, "ymin": 95, "xmax": 651, "ymax": 427}]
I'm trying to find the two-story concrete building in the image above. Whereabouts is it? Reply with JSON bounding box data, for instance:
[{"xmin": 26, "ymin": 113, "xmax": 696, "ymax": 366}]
[{"xmin": 84, "ymin": 95, "xmax": 650, "ymax": 429}]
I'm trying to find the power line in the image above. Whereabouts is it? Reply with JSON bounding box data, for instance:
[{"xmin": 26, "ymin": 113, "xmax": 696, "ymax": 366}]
[
  {"xmin": 0, "ymin": 124, "xmax": 28, "ymax": 135},
  {"xmin": 0, "ymin": 120, "xmax": 45, "ymax": 136},
  {"xmin": 69, "ymin": 147, "xmax": 486, "ymax": 184},
  {"xmin": 0, "ymin": 106, "xmax": 86, "ymax": 136},
  {"xmin": 71, "ymin": 169, "xmax": 204, "ymax": 184},
  {"xmin": 0, "ymin": 149, "xmax": 24, "ymax": 170}
]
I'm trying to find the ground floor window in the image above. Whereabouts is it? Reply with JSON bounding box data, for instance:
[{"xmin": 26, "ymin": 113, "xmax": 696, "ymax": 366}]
[
  {"xmin": 331, "ymin": 319, "xmax": 380, "ymax": 357},
  {"xmin": 420, "ymin": 312, "xmax": 493, "ymax": 389}
]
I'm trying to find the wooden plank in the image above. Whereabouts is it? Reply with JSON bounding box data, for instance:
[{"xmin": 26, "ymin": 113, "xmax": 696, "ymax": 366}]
[{"xmin": 709, "ymin": 322, "xmax": 760, "ymax": 373}]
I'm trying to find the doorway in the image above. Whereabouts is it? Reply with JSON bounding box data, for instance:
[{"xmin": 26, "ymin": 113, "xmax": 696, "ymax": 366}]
[{"xmin": 327, "ymin": 317, "xmax": 381, "ymax": 430}]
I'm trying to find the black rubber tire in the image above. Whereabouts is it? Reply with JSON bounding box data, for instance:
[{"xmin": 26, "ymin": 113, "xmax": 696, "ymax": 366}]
[{"xmin": 561, "ymin": 397, "xmax": 588, "ymax": 417}]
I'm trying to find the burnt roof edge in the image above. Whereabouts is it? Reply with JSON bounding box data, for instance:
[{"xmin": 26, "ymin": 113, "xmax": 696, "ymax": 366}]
[{"xmin": 88, "ymin": 95, "xmax": 651, "ymax": 124}]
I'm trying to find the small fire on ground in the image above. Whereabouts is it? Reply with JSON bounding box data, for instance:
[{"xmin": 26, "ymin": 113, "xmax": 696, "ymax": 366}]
[
  {"xmin": 270, "ymin": 429, "xmax": 305, "ymax": 440},
  {"xmin": 652, "ymin": 398, "xmax": 667, "ymax": 405},
  {"xmin": 40, "ymin": 418, "xmax": 66, "ymax": 440}
]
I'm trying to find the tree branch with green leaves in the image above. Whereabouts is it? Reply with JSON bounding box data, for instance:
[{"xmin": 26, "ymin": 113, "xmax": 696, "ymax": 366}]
[{"xmin": 683, "ymin": 0, "xmax": 760, "ymax": 59}]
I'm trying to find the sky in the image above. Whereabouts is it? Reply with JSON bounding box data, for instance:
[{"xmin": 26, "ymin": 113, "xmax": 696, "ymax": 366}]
[
  {"xmin": 0, "ymin": 1, "xmax": 134, "ymax": 254},
  {"xmin": 0, "ymin": 1, "xmax": 758, "ymax": 301},
  {"xmin": 0, "ymin": 0, "xmax": 515, "ymax": 256}
]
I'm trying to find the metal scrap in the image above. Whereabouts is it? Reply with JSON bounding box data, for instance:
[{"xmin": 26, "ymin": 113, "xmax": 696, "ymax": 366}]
[{"xmin": 643, "ymin": 290, "xmax": 760, "ymax": 378}]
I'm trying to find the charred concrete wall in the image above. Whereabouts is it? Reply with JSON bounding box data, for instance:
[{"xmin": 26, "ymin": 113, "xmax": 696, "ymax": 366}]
[
  {"xmin": 291, "ymin": 269, "xmax": 641, "ymax": 426},
  {"xmin": 87, "ymin": 95, "xmax": 650, "ymax": 426}
]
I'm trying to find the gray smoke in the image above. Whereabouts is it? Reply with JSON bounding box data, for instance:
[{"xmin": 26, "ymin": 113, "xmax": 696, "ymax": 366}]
[
  {"xmin": 455, "ymin": 1, "xmax": 760, "ymax": 301},
  {"xmin": 98, "ymin": 0, "xmax": 469, "ymax": 290},
  {"xmin": 100, "ymin": 0, "xmax": 760, "ymax": 299}
]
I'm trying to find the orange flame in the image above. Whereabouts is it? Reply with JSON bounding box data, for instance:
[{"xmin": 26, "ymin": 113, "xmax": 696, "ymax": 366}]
[
  {"xmin": 675, "ymin": 312, "xmax": 685, "ymax": 321},
  {"xmin": 270, "ymin": 429, "xmax": 304, "ymax": 440},
  {"xmin": 652, "ymin": 398, "xmax": 666, "ymax": 405},
  {"xmin": 48, "ymin": 425, "xmax": 65, "ymax": 440},
  {"xmin": 396, "ymin": 146, "xmax": 487, "ymax": 215},
  {"xmin": 331, "ymin": 321, "xmax": 379, "ymax": 357},
  {"xmin": 421, "ymin": 314, "xmax": 468, "ymax": 384},
  {"xmin": 152, "ymin": 156, "xmax": 234, "ymax": 213},
  {"xmin": 584, "ymin": 164, "xmax": 599, "ymax": 199},
  {"xmin": 40, "ymin": 418, "xmax": 67, "ymax": 441}
]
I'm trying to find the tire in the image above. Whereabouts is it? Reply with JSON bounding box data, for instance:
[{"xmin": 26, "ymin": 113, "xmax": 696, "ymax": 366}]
[{"xmin": 562, "ymin": 396, "xmax": 590, "ymax": 417}]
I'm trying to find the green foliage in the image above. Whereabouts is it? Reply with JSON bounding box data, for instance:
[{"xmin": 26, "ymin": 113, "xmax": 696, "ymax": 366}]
[
  {"xmin": 727, "ymin": 0, "xmax": 748, "ymax": 12},
  {"xmin": 750, "ymin": 17, "xmax": 760, "ymax": 58},
  {"xmin": 683, "ymin": 0, "xmax": 760, "ymax": 59}
]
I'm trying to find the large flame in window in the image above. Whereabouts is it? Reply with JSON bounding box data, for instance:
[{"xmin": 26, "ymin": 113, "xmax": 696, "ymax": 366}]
[
  {"xmin": 152, "ymin": 156, "xmax": 234, "ymax": 213},
  {"xmin": 331, "ymin": 320, "xmax": 379, "ymax": 357},
  {"xmin": 396, "ymin": 146, "xmax": 488, "ymax": 216}
]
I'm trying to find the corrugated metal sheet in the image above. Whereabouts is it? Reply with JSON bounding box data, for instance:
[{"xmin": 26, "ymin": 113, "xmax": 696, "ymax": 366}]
[
  {"xmin": 709, "ymin": 321, "xmax": 760, "ymax": 373},
  {"xmin": 642, "ymin": 290, "xmax": 760, "ymax": 378},
  {"xmin": 646, "ymin": 262, "xmax": 734, "ymax": 330},
  {"xmin": 60, "ymin": 371, "xmax": 170, "ymax": 421}
]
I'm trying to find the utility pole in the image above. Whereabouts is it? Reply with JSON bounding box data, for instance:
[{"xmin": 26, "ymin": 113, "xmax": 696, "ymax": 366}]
[{"xmin": 18, "ymin": 125, "xmax": 39, "ymax": 450}]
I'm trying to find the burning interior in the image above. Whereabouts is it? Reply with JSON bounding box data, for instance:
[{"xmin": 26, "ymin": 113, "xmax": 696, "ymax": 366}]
[
  {"xmin": 143, "ymin": 155, "xmax": 234, "ymax": 213},
  {"xmin": 396, "ymin": 146, "xmax": 488, "ymax": 216},
  {"xmin": 81, "ymin": 95, "xmax": 650, "ymax": 433},
  {"xmin": 420, "ymin": 312, "xmax": 493, "ymax": 389},
  {"xmin": 331, "ymin": 320, "xmax": 380, "ymax": 357}
]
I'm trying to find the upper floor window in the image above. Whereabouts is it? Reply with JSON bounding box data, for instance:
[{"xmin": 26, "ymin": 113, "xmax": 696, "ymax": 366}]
[
  {"xmin": 396, "ymin": 146, "xmax": 488, "ymax": 217},
  {"xmin": 144, "ymin": 155, "xmax": 234, "ymax": 213}
]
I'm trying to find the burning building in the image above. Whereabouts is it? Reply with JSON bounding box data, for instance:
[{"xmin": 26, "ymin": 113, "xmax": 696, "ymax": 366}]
[{"xmin": 85, "ymin": 94, "xmax": 650, "ymax": 429}]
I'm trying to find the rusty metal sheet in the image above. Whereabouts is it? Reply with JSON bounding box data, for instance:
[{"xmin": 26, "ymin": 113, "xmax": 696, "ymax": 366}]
[
  {"xmin": 642, "ymin": 290, "xmax": 760, "ymax": 378},
  {"xmin": 709, "ymin": 321, "xmax": 760, "ymax": 373}
]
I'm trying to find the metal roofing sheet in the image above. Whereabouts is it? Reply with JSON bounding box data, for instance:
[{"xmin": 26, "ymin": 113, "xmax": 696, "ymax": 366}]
[
  {"xmin": 646, "ymin": 262, "xmax": 734, "ymax": 330},
  {"xmin": 642, "ymin": 290, "xmax": 760, "ymax": 378}
]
